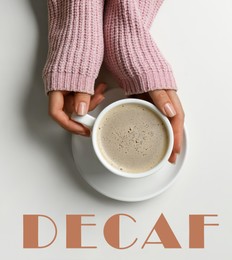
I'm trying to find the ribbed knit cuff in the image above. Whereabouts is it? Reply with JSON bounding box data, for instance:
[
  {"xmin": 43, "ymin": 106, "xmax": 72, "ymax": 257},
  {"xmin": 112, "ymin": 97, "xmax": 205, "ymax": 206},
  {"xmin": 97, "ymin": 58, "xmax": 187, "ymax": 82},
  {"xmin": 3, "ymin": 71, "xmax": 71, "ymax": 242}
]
[
  {"xmin": 118, "ymin": 69, "xmax": 177, "ymax": 95},
  {"xmin": 43, "ymin": 72, "xmax": 95, "ymax": 95}
]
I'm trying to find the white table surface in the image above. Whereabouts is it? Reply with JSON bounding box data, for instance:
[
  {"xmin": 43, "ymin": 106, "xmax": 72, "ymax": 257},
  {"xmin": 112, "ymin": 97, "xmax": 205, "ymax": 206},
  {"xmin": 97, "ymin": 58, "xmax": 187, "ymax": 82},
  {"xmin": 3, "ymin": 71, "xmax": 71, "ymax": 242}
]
[{"xmin": 1, "ymin": 0, "xmax": 232, "ymax": 259}]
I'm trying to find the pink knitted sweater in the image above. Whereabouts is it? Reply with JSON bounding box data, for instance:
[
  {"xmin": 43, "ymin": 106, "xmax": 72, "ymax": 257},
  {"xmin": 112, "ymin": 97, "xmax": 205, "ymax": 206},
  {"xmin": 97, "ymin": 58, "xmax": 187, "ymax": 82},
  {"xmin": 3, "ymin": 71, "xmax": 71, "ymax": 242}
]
[{"xmin": 42, "ymin": 0, "xmax": 177, "ymax": 95}]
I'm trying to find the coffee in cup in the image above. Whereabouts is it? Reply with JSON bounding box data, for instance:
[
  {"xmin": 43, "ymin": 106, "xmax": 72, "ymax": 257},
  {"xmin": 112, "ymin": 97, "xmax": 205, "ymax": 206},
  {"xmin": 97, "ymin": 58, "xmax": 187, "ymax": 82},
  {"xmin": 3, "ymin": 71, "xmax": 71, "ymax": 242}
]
[{"xmin": 96, "ymin": 103, "xmax": 169, "ymax": 173}]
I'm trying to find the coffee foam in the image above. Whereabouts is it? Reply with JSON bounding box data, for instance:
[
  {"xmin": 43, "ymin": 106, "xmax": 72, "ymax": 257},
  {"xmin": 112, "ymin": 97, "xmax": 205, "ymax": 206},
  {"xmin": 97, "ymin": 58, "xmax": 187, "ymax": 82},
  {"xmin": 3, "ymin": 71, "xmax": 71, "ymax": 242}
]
[{"xmin": 97, "ymin": 104, "xmax": 168, "ymax": 173}]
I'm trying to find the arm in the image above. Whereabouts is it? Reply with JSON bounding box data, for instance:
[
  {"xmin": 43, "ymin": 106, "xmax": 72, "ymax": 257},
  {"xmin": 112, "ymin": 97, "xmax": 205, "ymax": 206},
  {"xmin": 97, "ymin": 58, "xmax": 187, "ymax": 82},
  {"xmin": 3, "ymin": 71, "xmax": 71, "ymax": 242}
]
[
  {"xmin": 43, "ymin": 0, "xmax": 106, "ymax": 135},
  {"xmin": 43, "ymin": 0, "xmax": 105, "ymax": 95},
  {"xmin": 103, "ymin": 0, "xmax": 176, "ymax": 95}
]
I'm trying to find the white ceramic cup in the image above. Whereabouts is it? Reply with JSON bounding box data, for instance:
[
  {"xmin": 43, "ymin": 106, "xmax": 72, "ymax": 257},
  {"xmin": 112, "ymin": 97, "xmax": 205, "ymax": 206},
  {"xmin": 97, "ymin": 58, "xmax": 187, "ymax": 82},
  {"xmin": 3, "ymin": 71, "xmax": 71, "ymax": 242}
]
[{"xmin": 71, "ymin": 98, "xmax": 174, "ymax": 178}]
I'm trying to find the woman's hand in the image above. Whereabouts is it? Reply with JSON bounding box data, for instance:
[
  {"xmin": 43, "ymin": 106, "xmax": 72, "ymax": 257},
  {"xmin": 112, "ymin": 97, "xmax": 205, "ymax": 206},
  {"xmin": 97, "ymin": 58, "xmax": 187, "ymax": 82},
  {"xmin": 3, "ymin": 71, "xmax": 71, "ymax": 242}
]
[
  {"xmin": 48, "ymin": 83, "xmax": 107, "ymax": 136},
  {"xmin": 130, "ymin": 90, "xmax": 185, "ymax": 164},
  {"xmin": 149, "ymin": 90, "xmax": 185, "ymax": 164}
]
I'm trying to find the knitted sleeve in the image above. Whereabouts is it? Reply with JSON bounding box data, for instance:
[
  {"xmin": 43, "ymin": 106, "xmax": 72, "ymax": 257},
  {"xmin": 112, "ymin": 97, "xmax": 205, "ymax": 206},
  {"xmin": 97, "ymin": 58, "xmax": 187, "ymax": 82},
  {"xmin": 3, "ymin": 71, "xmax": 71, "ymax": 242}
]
[
  {"xmin": 42, "ymin": 0, "xmax": 105, "ymax": 95},
  {"xmin": 103, "ymin": 0, "xmax": 177, "ymax": 95}
]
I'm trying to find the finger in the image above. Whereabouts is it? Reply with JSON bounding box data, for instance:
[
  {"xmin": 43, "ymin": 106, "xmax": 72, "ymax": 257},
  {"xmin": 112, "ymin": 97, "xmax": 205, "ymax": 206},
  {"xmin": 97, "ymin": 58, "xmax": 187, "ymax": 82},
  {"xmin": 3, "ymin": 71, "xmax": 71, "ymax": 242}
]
[
  {"xmin": 49, "ymin": 91, "xmax": 90, "ymax": 136},
  {"xmin": 169, "ymin": 152, "xmax": 177, "ymax": 164},
  {"xmin": 52, "ymin": 110, "xmax": 90, "ymax": 136},
  {"xmin": 169, "ymin": 114, "xmax": 184, "ymax": 154},
  {"xmin": 149, "ymin": 90, "xmax": 176, "ymax": 118},
  {"xmin": 74, "ymin": 92, "xmax": 91, "ymax": 116},
  {"xmin": 49, "ymin": 91, "xmax": 64, "ymax": 114},
  {"xmin": 166, "ymin": 90, "xmax": 184, "ymax": 116},
  {"xmin": 89, "ymin": 83, "xmax": 107, "ymax": 111},
  {"xmin": 166, "ymin": 91, "xmax": 185, "ymax": 154},
  {"xmin": 94, "ymin": 82, "xmax": 107, "ymax": 95},
  {"xmin": 89, "ymin": 95, "xmax": 105, "ymax": 111}
]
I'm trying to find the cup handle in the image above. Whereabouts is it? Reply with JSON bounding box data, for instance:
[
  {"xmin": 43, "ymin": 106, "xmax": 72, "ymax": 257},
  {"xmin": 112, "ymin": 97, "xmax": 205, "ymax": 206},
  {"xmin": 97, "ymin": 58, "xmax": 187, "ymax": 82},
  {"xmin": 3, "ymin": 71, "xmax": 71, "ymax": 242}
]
[{"xmin": 71, "ymin": 113, "xmax": 96, "ymax": 130}]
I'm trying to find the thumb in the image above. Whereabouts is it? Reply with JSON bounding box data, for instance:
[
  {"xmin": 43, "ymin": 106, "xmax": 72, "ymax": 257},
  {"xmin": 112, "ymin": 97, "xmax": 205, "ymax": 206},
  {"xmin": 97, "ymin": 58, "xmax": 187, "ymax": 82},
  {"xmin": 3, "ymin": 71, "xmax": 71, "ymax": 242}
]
[
  {"xmin": 74, "ymin": 92, "xmax": 91, "ymax": 116},
  {"xmin": 149, "ymin": 90, "xmax": 176, "ymax": 118}
]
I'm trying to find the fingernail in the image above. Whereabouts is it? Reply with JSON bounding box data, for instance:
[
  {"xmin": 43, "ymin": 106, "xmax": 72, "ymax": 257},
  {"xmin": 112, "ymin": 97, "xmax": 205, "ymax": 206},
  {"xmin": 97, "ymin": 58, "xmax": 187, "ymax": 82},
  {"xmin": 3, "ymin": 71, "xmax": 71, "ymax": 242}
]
[
  {"xmin": 78, "ymin": 102, "xmax": 87, "ymax": 116},
  {"xmin": 164, "ymin": 103, "xmax": 176, "ymax": 117}
]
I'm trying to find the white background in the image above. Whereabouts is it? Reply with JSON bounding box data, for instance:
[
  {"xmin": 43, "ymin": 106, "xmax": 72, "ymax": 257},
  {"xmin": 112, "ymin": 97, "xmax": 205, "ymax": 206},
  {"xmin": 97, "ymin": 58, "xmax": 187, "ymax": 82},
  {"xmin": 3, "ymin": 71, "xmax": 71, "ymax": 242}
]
[{"xmin": 1, "ymin": 0, "xmax": 232, "ymax": 259}]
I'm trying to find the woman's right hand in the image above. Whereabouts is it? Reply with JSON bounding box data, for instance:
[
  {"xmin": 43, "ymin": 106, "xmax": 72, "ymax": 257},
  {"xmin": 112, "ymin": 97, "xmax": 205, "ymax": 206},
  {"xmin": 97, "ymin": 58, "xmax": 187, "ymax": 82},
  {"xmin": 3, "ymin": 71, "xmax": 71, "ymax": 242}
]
[
  {"xmin": 129, "ymin": 90, "xmax": 185, "ymax": 164},
  {"xmin": 48, "ymin": 82, "xmax": 107, "ymax": 136},
  {"xmin": 149, "ymin": 90, "xmax": 185, "ymax": 164}
]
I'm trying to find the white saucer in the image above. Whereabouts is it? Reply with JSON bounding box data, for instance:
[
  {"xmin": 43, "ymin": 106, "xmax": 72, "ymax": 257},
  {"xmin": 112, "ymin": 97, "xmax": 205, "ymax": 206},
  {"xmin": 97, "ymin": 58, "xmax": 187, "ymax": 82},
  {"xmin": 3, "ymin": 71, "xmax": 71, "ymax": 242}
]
[{"xmin": 72, "ymin": 88, "xmax": 187, "ymax": 202}]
